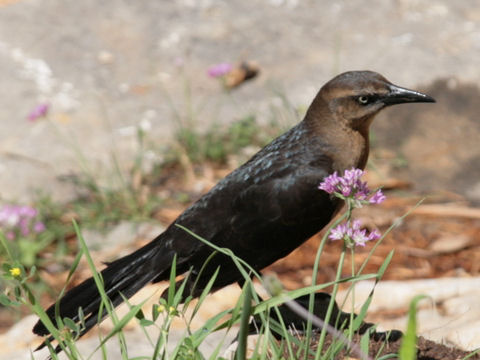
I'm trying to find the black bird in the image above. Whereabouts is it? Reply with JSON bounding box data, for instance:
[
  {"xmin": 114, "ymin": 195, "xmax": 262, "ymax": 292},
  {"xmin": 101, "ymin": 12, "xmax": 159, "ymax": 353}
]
[{"xmin": 33, "ymin": 71, "xmax": 434, "ymax": 343}]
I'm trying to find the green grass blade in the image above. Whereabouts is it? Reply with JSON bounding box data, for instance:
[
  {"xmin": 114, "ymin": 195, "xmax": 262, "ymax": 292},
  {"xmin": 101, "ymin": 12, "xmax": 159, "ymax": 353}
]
[
  {"xmin": 73, "ymin": 220, "xmax": 131, "ymax": 359},
  {"xmin": 92, "ymin": 299, "xmax": 149, "ymax": 354},
  {"xmin": 462, "ymin": 348, "xmax": 480, "ymax": 360},
  {"xmin": 0, "ymin": 231, "xmax": 14, "ymax": 260},
  {"xmin": 175, "ymin": 225, "xmax": 261, "ymax": 283},
  {"xmin": 360, "ymin": 327, "xmax": 372, "ymax": 357},
  {"xmin": 191, "ymin": 267, "xmax": 220, "ymax": 320},
  {"xmin": 235, "ymin": 282, "xmax": 253, "ymax": 360},
  {"xmin": 167, "ymin": 254, "xmax": 177, "ymax": 305},
  {"xmin": 192, "ymin": 309, "xmax": 233, "ymax": 348},
  {"xmin": 376, "ymin": 249, "xmax": 394, "ymax": 282},
  {"xmin": 399, "ymin": 294, "xmax": 428, "ymax": 360}
]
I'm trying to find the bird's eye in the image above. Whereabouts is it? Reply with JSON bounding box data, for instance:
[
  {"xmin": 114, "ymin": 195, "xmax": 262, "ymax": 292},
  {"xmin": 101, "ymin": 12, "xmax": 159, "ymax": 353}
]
[{"xmin": 357, "ymin": 96, "xmax": 370, "ymax": 105}]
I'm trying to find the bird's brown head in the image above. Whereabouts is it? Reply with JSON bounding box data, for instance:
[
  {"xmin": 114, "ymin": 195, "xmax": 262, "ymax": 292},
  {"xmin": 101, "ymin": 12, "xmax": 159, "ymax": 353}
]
[
  {"xmin": 305, "ymin": 70, "xmax": 435, "ymax": 171},
  {"xmin": 307, "ymin": 70, "xmax": 435, "ymax": 135}
]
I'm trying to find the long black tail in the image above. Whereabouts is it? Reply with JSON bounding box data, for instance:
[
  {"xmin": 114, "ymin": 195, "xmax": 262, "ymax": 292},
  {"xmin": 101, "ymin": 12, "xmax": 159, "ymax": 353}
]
[{"xmin": 33, "ymin": 238, "xmax": 174, "ymax": 349}]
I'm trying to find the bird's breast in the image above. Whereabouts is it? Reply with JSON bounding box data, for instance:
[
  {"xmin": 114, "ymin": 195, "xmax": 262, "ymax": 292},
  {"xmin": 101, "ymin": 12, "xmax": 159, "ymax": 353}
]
[{"xmin": 331, "ymin": 130, "xmax": 369, "ymax": 172}]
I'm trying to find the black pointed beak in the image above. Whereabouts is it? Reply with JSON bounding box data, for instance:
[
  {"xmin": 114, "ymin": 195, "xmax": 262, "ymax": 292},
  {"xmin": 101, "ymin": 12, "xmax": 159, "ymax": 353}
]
[{"xmin": 382, "ymin": 84, "xmax": 436, "ymax": 106}]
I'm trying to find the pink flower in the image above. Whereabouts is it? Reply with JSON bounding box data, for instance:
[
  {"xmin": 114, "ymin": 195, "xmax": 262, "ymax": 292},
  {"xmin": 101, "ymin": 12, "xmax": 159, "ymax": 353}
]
[
  {"xmin": 319, "ymin": 171, "xmax": 340, "ymax": 193},
  {"xmin": 20, "ymin": 225, "xmax": 30, "ymax": 237},
  {"xmin": 33, "ymin": 221, "xmax": 45, "ymax": 234},
  {"xmin": 369, "ymin": 189, "xmax": 386, "ymax": 204},
  {"xmin": 207, "ymin": 63, "xmax": 232, "ymax": 78},
  {"xmin": 27, "ymin": 103, "xmax": 49, "ymax": 122},
  {"xmin": 0, "ymin": 204, "xmax": 46, "ymax": 239},
  {"xmin": 328, "ymin": 222, "xmax": 349, "ymax": 241},
  {"xmin": 19, "ymin": 205, "xmax": 37, "ymax": 217},
  {"xmin": 328, "ymin": 219, "xmax": 381, "ymax": 247},
  {"xmin": 341, "ymin": 168, "xmax": 364, "ymax": 188},
  {"xmin": 319, "ymin": 168, "xmax": 386, "ymax": 207},
  {"xmin": 33, "ymin": 221, "xmax": 46, "ymax": 233},
  {"xmin": 367, "ymin": 229, "xmax": 381, "ymax": 242}
]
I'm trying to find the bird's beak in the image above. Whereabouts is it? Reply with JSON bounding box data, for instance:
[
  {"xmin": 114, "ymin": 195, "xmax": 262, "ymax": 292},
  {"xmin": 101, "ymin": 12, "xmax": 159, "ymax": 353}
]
[{"xmin": 382, "ymin": 84, "xmax": 436, "ymax": 106}]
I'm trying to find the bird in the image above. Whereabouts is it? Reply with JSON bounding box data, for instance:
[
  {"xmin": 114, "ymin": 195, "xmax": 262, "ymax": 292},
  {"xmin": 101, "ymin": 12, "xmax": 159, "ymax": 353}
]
[{"xmin": 33, "ymin": 70, "xmax": 435, "ymax": 345}]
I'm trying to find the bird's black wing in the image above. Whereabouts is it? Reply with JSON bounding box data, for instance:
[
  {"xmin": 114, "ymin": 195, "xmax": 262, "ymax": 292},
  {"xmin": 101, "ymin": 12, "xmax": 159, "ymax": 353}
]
[
  {"xmin": 227, "ymin": 159, "xmax": 339, "ymax": 266},
  {"xmin": 162, "ymin": 142, "xmax": 339, "ymax": 292}
]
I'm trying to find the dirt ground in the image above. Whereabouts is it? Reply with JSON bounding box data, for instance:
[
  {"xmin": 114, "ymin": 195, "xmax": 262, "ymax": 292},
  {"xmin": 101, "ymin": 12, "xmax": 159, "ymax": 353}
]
[{"xmin": 311, "ymin": 333, "xmax": 480, "ymax": 360}]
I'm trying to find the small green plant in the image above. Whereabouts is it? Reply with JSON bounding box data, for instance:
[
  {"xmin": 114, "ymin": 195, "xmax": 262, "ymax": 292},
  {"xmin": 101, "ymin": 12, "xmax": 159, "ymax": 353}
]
[
  {"xmin": 174, "ymin": 115, "xmax": 284, "ymax": 165},
  {"xmin": 398, "ymin": 295, "xmax": 429, "ymax": 360},
  {"xmin": 0, "ymin": 103, "xmax": 165, "ymax": 294},
  {"xmin": 63, "ymin": 172, "xmax": 160, "ymax": 229},
  {"xmin": 0, "ymin": 198, "xmax": 79, "ymax": 299},
  {"xmin": 27, "ymin": 102, "xmax": 163, "ymax": 229},
  {"xmin": 0, "ymin": 204, "xmax": 48, "ymax": 268}
]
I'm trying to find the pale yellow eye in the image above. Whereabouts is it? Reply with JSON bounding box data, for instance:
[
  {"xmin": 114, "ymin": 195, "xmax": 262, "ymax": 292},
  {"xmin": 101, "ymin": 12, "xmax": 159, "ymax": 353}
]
[{"xmin": 357, "ymin": 96, "xmax": 369, "ymax": 105}]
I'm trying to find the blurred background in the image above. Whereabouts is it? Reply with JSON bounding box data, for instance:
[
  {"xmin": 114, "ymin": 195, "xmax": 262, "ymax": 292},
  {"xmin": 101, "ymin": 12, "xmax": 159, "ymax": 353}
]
[{"xmin": 0, "ymin": 0, "xmax": 480, "ymax": 358}]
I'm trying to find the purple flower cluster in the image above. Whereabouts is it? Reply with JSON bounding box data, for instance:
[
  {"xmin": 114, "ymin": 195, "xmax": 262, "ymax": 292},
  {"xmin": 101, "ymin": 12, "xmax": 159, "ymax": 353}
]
[
  {"xmin": 329, "ymin": 219, "xmax": 381, "ymax": 247},
  {"xmin": 319, "ymin": 168, "xmax": 386, "ymax": 205},
  {"xmin": 207, "ymin": 63, "xmax": 232, "ymax": 78},
  {"xmin": 27, "ymin": 103, "xmax": 49, "ymax": 122},
  {"xmin": 0, "ymin": 204, "xmax": 46, "ymax": 240},
  {"xmin": 319, "ymin": 168, "xmax": 386, "ymax": 247}
]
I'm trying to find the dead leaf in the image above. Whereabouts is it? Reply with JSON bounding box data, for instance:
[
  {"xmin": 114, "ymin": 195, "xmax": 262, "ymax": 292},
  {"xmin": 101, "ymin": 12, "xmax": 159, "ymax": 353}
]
[
  {"xmin": 428, "ymin": 234, "xmax": 472, "ymax": 254},
  {"xmin": 224, "ymin": 61, "xmax": 260, "ymax": 88}
]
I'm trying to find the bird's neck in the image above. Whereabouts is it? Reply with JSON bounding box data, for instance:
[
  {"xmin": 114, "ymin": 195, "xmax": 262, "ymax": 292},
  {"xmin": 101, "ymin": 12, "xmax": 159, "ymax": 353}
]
[
  {"xmin": 304, "ymin": 106, "xmax": 371, "ymax": 172},
  {"xmin": 350, "ymin": 120, "xmax": 371, "ymax": 170}
]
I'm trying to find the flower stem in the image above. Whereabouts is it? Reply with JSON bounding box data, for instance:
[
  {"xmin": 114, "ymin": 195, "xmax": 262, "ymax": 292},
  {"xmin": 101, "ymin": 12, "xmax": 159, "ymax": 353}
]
[
  {"xmin": 304, "ymin": 210, "xmax": 348, "ymax": 358},
  {"xmin": 315, "ymin": 200, "xmax": 353, "ymax": 358},
  {"xmin": 349, "ymin": 245, "xmax": 356, "ymax": 343}
]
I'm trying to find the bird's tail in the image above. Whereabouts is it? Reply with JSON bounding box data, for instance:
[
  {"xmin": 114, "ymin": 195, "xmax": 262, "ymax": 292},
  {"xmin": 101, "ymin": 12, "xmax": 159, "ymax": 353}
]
[{"xmin": 32, "ymin": 238, "xmax": 173, "ymax": 348}]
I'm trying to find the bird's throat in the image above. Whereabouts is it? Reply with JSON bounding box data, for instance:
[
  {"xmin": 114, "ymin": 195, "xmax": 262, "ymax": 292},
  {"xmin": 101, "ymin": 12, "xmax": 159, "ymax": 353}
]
[{"xmin": 330, "ymin": 127, "xmax": 370, "ymax": 172}]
